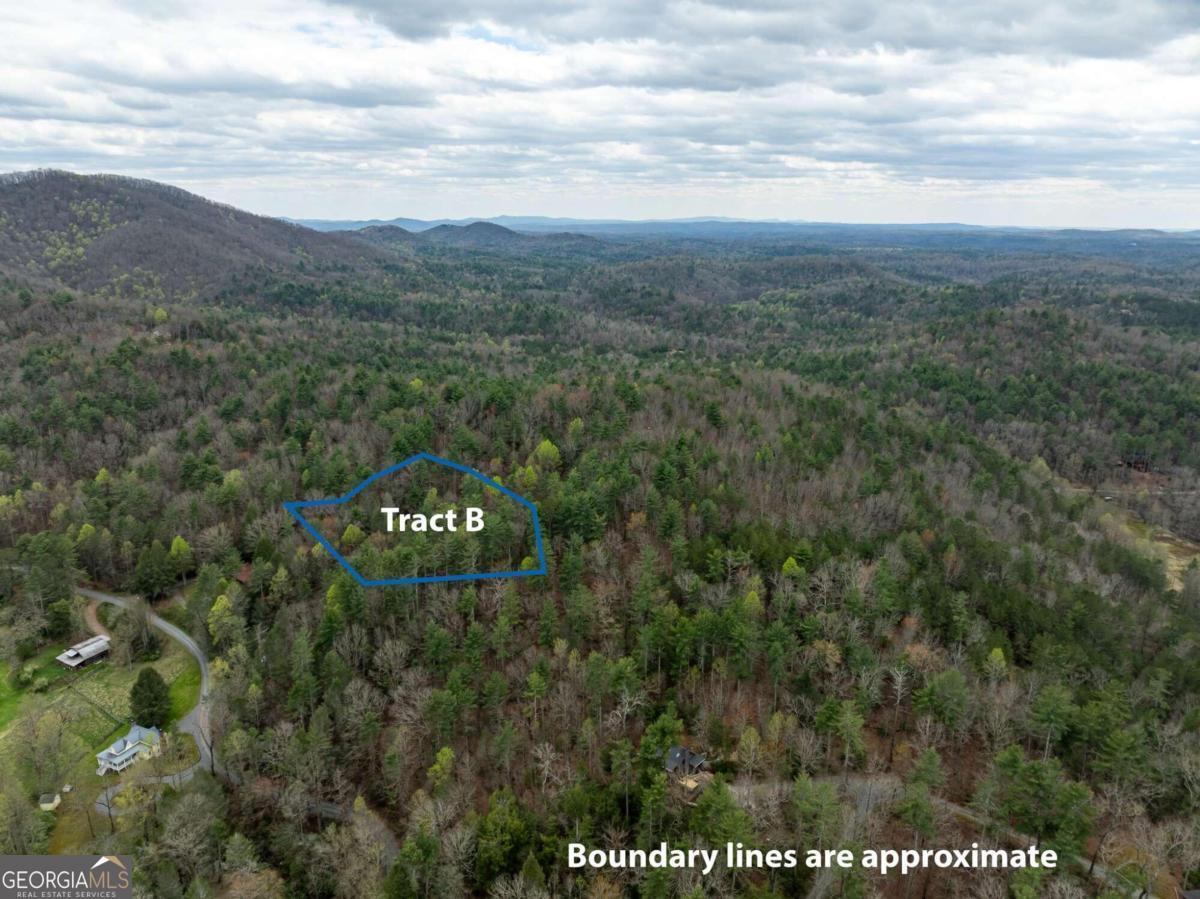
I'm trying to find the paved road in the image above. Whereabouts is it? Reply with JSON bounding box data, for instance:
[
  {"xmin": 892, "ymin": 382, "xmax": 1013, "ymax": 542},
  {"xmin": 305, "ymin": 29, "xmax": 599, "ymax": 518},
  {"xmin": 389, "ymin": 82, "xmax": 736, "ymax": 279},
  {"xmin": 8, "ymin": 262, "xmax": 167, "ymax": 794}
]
[
  {"xmin": 80, "ymin": 586, "xmax": 399, "ymax": 867},
  {"xmin": 78, "ymin": 587, "xmax": 210, "ymax": 698},
  {"xmin": 79, "ymin": 586, "xmax": 214, "ymax": 815}
]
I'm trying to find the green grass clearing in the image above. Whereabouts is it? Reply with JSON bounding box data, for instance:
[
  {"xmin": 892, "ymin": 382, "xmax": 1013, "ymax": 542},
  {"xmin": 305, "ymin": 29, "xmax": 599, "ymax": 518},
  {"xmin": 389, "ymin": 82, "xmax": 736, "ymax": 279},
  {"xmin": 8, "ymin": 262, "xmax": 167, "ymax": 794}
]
[
  {"xmin": 1, "ymin": 635, "xmax": 201, "ymax": 780},
  {"xmin": 0, "ymin": 643, "xmax": 74, "ymax": 734},
  {"xmin": 47, "ymin": 761, "xmax": 114, "ymax": 852},
  {"xmin": 168, "ymin": 658, "xmax": 201, "ymax": 725}
]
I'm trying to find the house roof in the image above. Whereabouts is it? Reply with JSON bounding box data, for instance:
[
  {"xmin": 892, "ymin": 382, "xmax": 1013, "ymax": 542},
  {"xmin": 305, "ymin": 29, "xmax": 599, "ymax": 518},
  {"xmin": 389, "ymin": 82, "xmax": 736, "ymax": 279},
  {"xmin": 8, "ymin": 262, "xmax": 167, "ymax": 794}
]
[
  {"xmin": 665, "ymin": 746, "xmax": 707, "ymax": 774},
  {"xmin": 96, "ymin": 723, "xmax": 161, "ymax": 765},
  {"xmin": 56, "ymin": 634, "xmax": 110, "ymax": 667}
]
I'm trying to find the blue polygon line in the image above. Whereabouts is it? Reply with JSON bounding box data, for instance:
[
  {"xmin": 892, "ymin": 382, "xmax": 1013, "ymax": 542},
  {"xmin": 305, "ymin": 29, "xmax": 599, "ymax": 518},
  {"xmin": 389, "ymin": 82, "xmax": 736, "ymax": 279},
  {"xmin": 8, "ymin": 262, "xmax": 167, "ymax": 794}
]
[{"xmin": 283, "ymin": 451, "xmax": 548, "ymax": 587}]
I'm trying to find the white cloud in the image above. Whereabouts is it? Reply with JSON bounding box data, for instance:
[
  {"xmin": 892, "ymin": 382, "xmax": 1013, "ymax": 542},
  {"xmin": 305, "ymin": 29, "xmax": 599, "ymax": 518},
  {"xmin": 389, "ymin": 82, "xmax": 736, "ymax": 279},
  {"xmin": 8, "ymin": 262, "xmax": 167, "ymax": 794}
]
[{"xmin": 1, "ymin": 0, "xmax": 1198, "ymax": 225}]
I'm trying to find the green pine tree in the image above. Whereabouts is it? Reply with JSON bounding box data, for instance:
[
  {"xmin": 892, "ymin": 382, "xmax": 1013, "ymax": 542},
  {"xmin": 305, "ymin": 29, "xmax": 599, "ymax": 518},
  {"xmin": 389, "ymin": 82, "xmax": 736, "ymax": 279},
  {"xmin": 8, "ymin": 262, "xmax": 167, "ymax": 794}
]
[{"xmin": 130, "ymin": 666, "xmax": 171, "ymax": 728}]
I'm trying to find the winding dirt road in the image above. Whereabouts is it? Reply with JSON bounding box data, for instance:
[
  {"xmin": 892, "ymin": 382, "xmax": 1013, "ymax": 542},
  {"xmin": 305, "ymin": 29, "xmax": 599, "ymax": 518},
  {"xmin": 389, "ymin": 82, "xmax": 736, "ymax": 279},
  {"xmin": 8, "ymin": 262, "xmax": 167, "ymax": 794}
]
[{"xmin": 83, "ymin": 600, "xmax": 110, "ymax": 638}]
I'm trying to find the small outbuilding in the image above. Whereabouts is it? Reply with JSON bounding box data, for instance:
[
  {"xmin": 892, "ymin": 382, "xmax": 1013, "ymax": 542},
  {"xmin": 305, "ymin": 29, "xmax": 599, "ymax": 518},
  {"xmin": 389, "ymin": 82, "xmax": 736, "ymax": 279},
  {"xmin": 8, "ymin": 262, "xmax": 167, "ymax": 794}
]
[
  {"xmin": 38, "ymin": 793, "xmax": 61, "ymax": 811},
  {"xmin": 56, "ymin": 634, "xmax": 110, "ymax": 669}
]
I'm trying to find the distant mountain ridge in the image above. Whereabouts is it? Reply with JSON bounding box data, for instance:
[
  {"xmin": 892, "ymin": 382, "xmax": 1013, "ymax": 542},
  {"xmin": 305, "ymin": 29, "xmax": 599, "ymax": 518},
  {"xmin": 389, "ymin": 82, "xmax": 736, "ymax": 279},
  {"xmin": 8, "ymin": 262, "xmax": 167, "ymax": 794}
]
[
  {"xmin": 294, "ymin": 211, "xmax": 1200, "ymax": 242},
  {"xmin": 416, "ymin": 221, "xmax": 602, "ymax": 249},
  {"xmin": 336, "ymin": 219, "xmax": 603, "ymax": 254},
  {"xmin": 4, "ymin": 171, "xmax": 1198, "ymax": 304},
  {"xmin": 290, "ymin": 214, "xmax": 773, "ymax": 232}
]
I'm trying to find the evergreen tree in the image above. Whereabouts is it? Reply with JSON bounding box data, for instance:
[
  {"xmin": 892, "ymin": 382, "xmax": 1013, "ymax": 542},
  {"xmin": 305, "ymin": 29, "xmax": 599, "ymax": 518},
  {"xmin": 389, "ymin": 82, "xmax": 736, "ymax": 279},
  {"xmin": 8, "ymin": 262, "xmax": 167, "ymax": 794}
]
[
  {"xmin": 474, "ymin": 789, "xmax": 530, "ymax": 887},
  {"xmin": 690, "ymin": 778, "xmax": 753, "ymax": 846},
  {"xmin": 288, "ymin": 629, "xmax": 319, "ymax": 719},
  {"xmin": 915, "ymin": 669, "xmax": 971, "ymax": 731},
  {"xmin": 21, "ymin": 531, "xmax": 76, "ymax": 610},
  {"xmin": 792, "ymin": 775, "xmax": 842, "ymax": 849},
  {"xmin": 835, "ymin": 700, "xmax": 866, "ymax": 770},
  {"xmin": 909, "ymin": 748, "xmax": 944, "ymax": 791},
  {"xmin": 519, "ymin": 851, "xmax": 546, "ymax": 891},
  {"xmin": 133, "ymin": 540, "xmax": 175, "ymax": 600},
  {"xmin": 975, "ymin": 746, "xmax": 1094, "ymax": 859},
  {"xmin": 1030, "ymin": 683, "xmax": 1076, "ymax": 759},
  {"xmin": 1094, "ymin": 726, "xmax": 1146, "ymax": 788},
  {"xmin": 130, "ymin": 667, "xmax": 171, "ymax": 728}
]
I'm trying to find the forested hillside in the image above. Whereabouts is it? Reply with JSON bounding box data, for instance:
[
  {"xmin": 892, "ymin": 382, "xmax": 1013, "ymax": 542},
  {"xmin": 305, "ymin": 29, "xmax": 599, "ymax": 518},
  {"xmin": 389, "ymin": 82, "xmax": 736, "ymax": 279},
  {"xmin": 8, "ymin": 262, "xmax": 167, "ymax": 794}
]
[
  {"xmin": 0, "ymin": 171, "xmax": 411, "ymax": 300},
  {"xmin": 1, "ymin": 173, "xmax": 1198, "ymax": 899}
]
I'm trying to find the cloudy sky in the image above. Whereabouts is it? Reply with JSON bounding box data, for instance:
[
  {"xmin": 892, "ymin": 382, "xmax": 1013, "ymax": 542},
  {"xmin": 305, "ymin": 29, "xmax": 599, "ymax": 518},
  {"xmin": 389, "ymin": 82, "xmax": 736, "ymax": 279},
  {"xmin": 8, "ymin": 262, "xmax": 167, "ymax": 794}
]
[{"xmin": 4, "ymin": 0, "xmax": 1200, "ymax": 225}]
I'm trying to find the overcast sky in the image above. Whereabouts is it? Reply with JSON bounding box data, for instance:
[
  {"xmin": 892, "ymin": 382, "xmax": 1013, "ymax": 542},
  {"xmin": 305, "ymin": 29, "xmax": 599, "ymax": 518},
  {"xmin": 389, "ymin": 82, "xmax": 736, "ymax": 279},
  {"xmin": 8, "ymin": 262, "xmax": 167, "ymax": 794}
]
[{"xmin": 4, "ymin": 0, "xmax": 1200, "ymax": 225}]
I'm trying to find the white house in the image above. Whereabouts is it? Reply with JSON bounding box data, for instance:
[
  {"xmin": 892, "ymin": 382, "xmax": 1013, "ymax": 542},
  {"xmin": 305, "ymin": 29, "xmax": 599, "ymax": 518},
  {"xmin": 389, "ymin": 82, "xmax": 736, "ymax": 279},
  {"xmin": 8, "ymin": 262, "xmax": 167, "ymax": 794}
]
[{"xmin": 96, "ymin": 724, "xmax": 162, "ymax": 775}]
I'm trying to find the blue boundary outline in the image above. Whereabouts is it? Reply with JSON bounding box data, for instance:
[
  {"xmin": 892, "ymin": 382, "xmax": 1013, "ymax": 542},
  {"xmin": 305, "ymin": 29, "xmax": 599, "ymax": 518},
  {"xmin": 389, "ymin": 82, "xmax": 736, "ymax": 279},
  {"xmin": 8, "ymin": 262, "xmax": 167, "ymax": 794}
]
[{"xmin": 283, "ymin": 452, "xmax": 547, "ymax": 587}]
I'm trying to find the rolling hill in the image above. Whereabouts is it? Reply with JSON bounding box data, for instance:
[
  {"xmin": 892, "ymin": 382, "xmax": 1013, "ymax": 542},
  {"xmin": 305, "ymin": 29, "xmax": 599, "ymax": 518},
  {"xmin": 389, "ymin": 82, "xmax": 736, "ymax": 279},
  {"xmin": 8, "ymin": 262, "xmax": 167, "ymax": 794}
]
[
  {"xmin": 0, "ymin": 172, "xmax": 612, "ymax": 301},
  {"xmin": 348, "ymin": 223, "xmax": 421, "ymax": 248},
  {"xmin": 414, "ymin": 221, "xmax": 603, "ymax": 252},
  {"xmin": 0, "ymin": 170, "xmax": 399, "ymax": 300}
]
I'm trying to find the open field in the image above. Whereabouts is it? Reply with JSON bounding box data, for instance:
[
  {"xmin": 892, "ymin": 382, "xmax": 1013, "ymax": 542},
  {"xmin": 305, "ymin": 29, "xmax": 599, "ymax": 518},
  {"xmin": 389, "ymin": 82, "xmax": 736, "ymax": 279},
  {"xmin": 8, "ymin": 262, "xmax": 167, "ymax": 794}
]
[
  {"xmin": 4, "ymin": 657, "xmax": 202, "ymax": 854},
  {"xmin": 0, "ymin": 643, "xmax": 73, "ymax": 735},
  {"xmin": 2, "ymin": 592, "xmax": 205, "ymax": 854},
  {"xmin": 1058, "ymin": 478, "xmax": 1199, "ymax": 591},
  {"xmin": 2, "ymin": 645, "xmax": 199, "ymax": 754},
  {"xmin": 168, "ymin": 661, "xmax": 201, "ymax": 725},
  {"xmin": 1158, "ymin": 531, "xmax": 1200, "ymax": 591},
  {"xmin": 1, "ymin": 618, "xmax": 202, "ymax": 775},
  {"xmin": 1116, "ymin": 512, "xmax": 1199, "ymax": 591}
]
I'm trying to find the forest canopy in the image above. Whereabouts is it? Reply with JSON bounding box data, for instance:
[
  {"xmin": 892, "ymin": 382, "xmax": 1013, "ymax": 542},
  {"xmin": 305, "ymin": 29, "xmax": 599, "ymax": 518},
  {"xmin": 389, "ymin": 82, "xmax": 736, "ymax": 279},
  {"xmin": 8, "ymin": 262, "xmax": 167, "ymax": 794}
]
[{"xmin": 0, "ymin": 172, "xmax": 1198, "ymax": 899}]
